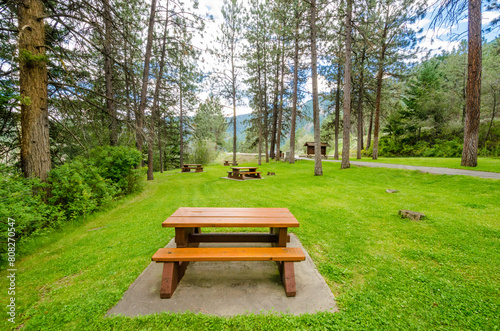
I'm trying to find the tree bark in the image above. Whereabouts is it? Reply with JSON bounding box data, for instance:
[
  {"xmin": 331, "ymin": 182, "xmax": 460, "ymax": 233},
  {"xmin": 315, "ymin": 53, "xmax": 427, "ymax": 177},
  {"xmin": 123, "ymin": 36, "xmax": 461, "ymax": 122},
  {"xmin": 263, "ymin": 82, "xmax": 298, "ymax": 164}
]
[
  {"xmin": 356, "ymin": 46, "xmax": 366, "ymax": 159},
  {"xmin": 334, "ymin": 56, "xmax": 341, "ymax": 160},
  {"xmin": 179, "ymin": 69, "xmax": 184, "ymax": 167},
  {"xmin": 341, "ymin": 0, "xmax": 352, "ymax": 169},
  {"xmin": 461, "ymin": 0, "xmax": 482, "ymax": 167},
  {"xmin": 103, "ymin": 0, "xmax": 117, "ymax": 146},
  {"xmin": 147, "ymin": 0, "xmax": 169, "ymax": 180},
  {"xmin": 311, "ymin": 0, "xmax": 322, "ymax": 176},
  {"xmin": 231, "ymin": 39, "xmax": 237, "ymax": 164},
  {"xmin": 257, "ymin": 34, "xmax": 263, "ymax": 166},
  {"xmin": 289, "ymin": 9, "xmax": 300, "ymax": 164},
  {"xmin": 158, "ymin": 121, "xmax": 163, "ymax": 173},
  {"xmin": 372, "ymin": 17, "xmax": 388, "ymax": 160},
  {"xmin": 366, "ymin": 106, "xmax": 373, "ymax": 149},
  {"xmin": 137, "ymin": 0, "xmax": 157, "ymax": 161},
  {"xmin": 270, "ymin": 40, "xmax": 280, "ymax": 160},
  {"xmin": 484, "ymin": 91, "xmax": 496, "ymax": 147},
  {"xmin": 263, "ymin": 48, "xmax": 269, "ymax": 163},
  {"xmin": 276, "ymin": 34, "xmax": 285, "ymax": 161},
  {"xmin": 19, "ymin": 0, "xmax": 51, "ymax": 181}
]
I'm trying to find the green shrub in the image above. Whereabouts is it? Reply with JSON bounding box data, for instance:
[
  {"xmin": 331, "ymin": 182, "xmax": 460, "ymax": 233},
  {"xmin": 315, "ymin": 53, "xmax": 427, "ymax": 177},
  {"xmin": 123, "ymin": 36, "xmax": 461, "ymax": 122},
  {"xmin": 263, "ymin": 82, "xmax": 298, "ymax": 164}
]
[
  {"xmin": 376, "ymin": 136, "xmax": 463, "ymax": 157},
  {"xmin": 87, "ymin": 146, "xmax": 143, "ymax": 194},
  {"xmin": 0, "ymin": 165, "xmax": 59, "ymax": 262},
  {"xmin": 48, "ymin": 160, "xmax": 116, "ymax": 220},
  {"xmin": 0, "ymin": 146, "xmax": 143, "ymax": 266},
  {"xmin": 189, "ymin": 139, "xmax": 217, "ymax": 165}
]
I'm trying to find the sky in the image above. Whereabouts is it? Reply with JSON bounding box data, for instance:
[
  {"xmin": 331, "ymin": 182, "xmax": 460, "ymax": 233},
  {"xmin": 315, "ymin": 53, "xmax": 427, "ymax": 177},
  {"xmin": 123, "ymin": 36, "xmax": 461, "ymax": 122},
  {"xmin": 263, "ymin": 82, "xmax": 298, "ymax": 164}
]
[{"xmin": 190, "ymin": 0, "xmax": 499, "ymax": 117}]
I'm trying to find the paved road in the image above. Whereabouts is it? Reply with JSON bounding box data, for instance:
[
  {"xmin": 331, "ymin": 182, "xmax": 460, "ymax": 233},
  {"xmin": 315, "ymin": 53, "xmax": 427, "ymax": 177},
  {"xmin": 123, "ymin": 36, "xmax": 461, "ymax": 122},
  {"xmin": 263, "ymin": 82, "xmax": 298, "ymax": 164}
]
[{"xmin": 298, "ymin": 158, "xmax": 500, "ymax": 180}]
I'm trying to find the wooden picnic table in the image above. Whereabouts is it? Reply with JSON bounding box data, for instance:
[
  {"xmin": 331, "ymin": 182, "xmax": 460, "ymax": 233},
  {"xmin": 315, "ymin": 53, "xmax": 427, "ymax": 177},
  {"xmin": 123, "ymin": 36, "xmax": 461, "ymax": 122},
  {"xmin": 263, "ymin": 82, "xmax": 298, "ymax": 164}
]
[
  {"xmin": 181, "ymin": 164, "xmax": 203, "ymax": 173},
  {"xmin": 228, "ymin": 166, "xmax": 262, "ymax": 180},
  {"xmin": 153, "ymin": 207, "xmax": 304, "ymax": 298},
  {"xmin": 223, "ymin": 160, "xmax": 238, "ymax": 166}
]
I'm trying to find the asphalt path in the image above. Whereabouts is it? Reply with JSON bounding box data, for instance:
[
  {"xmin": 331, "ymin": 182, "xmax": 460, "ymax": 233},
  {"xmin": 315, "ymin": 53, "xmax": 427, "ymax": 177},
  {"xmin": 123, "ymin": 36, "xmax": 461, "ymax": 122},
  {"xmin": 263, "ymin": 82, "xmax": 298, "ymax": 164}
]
[{"xmin": 298, "ymin": 158, "xmax": 500, "ymax": 180}]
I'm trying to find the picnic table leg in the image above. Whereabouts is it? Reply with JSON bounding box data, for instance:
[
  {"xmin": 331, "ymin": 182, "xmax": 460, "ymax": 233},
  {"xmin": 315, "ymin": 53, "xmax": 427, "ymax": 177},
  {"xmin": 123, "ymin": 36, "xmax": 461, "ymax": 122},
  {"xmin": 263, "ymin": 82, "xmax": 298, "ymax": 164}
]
[
  {"xmin": 278, "ymin": 261, "xmax": 297, "ymax": 297},
  {"xmin": 160, "ymin": 262, "xmax": 180, "ymax": 298},
  {"xmin": 175, "ymin": 227, "xmax": 200, "ymax": 248},
  {"xmin": 270, "ymin": 227, "xmax": 288, "ymax": 247},
  {"xmin": 172, "ymin": 226, "xmax": 200, "ymax": 295}
]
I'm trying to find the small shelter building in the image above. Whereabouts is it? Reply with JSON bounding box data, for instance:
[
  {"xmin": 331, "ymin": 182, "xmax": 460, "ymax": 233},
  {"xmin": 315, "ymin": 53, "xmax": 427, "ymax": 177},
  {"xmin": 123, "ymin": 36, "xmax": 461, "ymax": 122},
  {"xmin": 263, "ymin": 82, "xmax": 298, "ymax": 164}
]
[{"xmin": 304, "ymin": 142, "xmax": 330, "ymax": 158}]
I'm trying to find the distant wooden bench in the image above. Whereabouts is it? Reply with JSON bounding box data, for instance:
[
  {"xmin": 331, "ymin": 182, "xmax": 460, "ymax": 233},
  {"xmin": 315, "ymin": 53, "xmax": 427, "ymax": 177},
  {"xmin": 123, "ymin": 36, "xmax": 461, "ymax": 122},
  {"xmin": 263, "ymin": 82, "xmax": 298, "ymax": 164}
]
[
  {"xmin": 152, "ymin": 247, "xmax": 305, "ymax": 298},
  {"xmin": 181, "ymin": 164, "xmax": 203, "ymax": 172}
]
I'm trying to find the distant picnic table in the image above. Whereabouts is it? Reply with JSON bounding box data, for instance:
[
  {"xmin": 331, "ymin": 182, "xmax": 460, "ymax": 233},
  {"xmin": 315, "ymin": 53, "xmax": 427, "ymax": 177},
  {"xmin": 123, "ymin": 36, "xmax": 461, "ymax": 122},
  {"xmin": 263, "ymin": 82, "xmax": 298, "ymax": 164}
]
[
  {"xmin": 223, "ymin": 160, "xmax": 238, "ymax": 166},
  {"xmin": 152, "ymin": 207, "xmax": 305, "ymax": 298},
  {"xmin": 181, "ymin": 164, "xmax": 203, "ymax": 173},
  {"xmin": 227, "ymin": 166, "xmax": 262, "ymax": 180}
]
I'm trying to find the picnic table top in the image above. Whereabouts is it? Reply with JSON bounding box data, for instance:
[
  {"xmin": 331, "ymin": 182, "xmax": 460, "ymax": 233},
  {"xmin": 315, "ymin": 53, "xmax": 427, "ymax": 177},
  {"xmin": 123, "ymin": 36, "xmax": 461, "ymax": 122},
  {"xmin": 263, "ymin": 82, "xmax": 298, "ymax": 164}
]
[
  {"xmin": 163, "ymin": 207, "xmax": 299, "ymax": 228},
  {"xmin": 231, "ymin": 166, "xmax": 258, "ymax": 170},
  {"xmin": 183, "ymin": 164, "xmax": 202, "ymax": 166}
]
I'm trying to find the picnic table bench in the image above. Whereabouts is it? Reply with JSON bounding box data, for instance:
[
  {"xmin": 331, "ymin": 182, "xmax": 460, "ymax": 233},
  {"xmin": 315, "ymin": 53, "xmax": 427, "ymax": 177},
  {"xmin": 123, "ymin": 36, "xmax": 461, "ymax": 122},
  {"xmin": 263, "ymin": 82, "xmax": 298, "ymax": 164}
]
[
  {"xmin": 227, "ymin": 166, "xmax": 262, "ymax": 180},
  {"xmin": 152, "ymin": 207, "xmax": 304, "ymax": 298},
  {"xmin": 181, "ymin": 164, "xmax": 203, "ymax": 173},
  {"xmin": 223, "ymin": 160, "xmax": 238, "ymax": 166}
]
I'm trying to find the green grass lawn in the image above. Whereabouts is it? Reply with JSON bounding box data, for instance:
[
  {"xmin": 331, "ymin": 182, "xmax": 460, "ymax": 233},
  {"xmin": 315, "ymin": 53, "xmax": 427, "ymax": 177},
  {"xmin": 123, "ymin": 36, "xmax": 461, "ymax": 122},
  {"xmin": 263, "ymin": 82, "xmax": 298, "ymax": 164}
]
[
  {"xmin": 349, "ymin": 157, "xmax": 500, "ymax": 173},
  {"xmin": 2, "ymin": 161, "xmax": 499, "ymax": 330}
]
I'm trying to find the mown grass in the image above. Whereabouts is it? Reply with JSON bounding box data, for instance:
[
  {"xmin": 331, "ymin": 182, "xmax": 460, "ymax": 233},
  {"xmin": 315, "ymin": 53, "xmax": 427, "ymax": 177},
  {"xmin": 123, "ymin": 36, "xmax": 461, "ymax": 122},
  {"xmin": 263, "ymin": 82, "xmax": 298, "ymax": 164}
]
[
  {"xmin": 1, "ymin": 161, "xmax": 499, "ymax": 330},
  {"xmin": 349, "ymin": 157, "xmax": 500, "ymax": 173}
]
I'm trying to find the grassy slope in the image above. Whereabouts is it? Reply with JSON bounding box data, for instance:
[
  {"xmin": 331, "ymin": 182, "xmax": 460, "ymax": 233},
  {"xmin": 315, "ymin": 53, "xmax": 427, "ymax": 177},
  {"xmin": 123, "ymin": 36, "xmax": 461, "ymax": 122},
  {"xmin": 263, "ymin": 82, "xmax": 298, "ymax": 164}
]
[
  {"xmin": 350, "ymin": 157, "xmax": 500, "ymax": 173},
  {"xmin": 2, "ymin": 161, "xmax": 499, "ymax": 330}
]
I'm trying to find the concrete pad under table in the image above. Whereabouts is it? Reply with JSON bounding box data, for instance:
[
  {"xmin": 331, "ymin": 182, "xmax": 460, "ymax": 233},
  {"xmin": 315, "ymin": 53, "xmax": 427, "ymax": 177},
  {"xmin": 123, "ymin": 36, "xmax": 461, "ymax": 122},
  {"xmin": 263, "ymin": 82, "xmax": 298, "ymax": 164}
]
[
  {"xmin": 107, "ymin": 234, "xmax": 338, "ymax": 316},
  {"xmin": 220, "ymin": 176, "xmax": 264, "ymax": 181}
]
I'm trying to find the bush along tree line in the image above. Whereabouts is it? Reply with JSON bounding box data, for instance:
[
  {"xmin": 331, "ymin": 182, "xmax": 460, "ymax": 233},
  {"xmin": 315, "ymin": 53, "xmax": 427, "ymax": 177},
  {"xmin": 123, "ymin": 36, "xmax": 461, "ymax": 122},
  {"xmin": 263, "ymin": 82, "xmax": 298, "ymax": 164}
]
[{"xmin": 0, "ymin": 146, "xmax": 143, "ymax": 264}]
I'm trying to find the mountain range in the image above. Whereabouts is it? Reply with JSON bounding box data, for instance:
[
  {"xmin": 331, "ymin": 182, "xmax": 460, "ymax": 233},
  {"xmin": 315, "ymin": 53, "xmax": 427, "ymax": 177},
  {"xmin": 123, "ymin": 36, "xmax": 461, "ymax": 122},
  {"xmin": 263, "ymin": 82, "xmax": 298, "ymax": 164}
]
[{"xmin": 226, "ymin": 97, "xmax": 333, "ymax": 143}]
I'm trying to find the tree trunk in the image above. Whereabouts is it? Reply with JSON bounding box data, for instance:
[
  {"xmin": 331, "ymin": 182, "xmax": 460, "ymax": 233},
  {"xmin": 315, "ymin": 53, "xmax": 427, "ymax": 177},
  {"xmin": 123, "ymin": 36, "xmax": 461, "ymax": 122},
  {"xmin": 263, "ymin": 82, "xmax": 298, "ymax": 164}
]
[
  {"xmin": 484, "ymin": 91, "xmax": 496, "ymax": 147},
  {"xmin": 290, "ymin": 9, "xmax": 300, "ymax": 164},
  {"xmin": 270, "ymin": 40, "xmax": 280, "ymax": 160},
  {"xmin": 366, "ymin": 106, "xmax": 373, "ymax": 149},
  {"xmin": 264, "ymin": 52, "xmax": 269, "ymax": 163},
  {"xmin": 311, "ymin": 0, "xmax": 322, "ymax": 176},
  {"xmin": 461, "ymin": 0, "xmax": 482, "ymax": 167},
  {"xmin": 137, "ymin": 0, "xmax": 157, "ymax": 161},
  {"xmin": 147, "ymin": 137, "xmax": 154, "ymax": 179},
  {"xmin": 341, "ymin": 0, "xmax": 352, "ymax": 169},
  {"xmin": 123, "ymin": 3, "xmax": 131, "ymax": 124},
  {"xmin": 356, "ymin": 46, "xmax": 366, "ymax": 159},
  {"xmin": 19, "ymin": 0, "xmax": 51, "ymax": 181},
  {"xmin": 372, "ymin": 55, "xmax": 384, "ymax": 160},
  {"xmin": 334, "ymin": 56, "xmax": 341, "ymax": 160},
  {"xmin": 231, "ymin": 41, "xmax": 237, "ymax": 164},
  {"xmin": 103, "ymin": 0, "xmax": 117, "ymax": 146},
  {"xmin": 158, "ymin": 121, "xmax": 163, "ymax": 173},
  {"xmin": 257, "ymin": 29, "xmax": 263, "ymax": 166},
  {"xmin": 462, "ymin": 55, "xmax": 467, "ymax": 124},
  {"xmin": 124, "ymin": 38, "xmax": 131, "ymax": 124},
  {"xmin": 147, "ymin": 0, "xmax": 169, "ymax": 180},
  {"xmin": 372, "ymin": 10, "xmax": 390, "ymax": 160},
  {"xmin": 276, "ymin": 35, "xmax": 285, "ymax": 161},
  {"xmin": 179, "ymin": 71, "xmax": 184, "ymax": 167}
]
